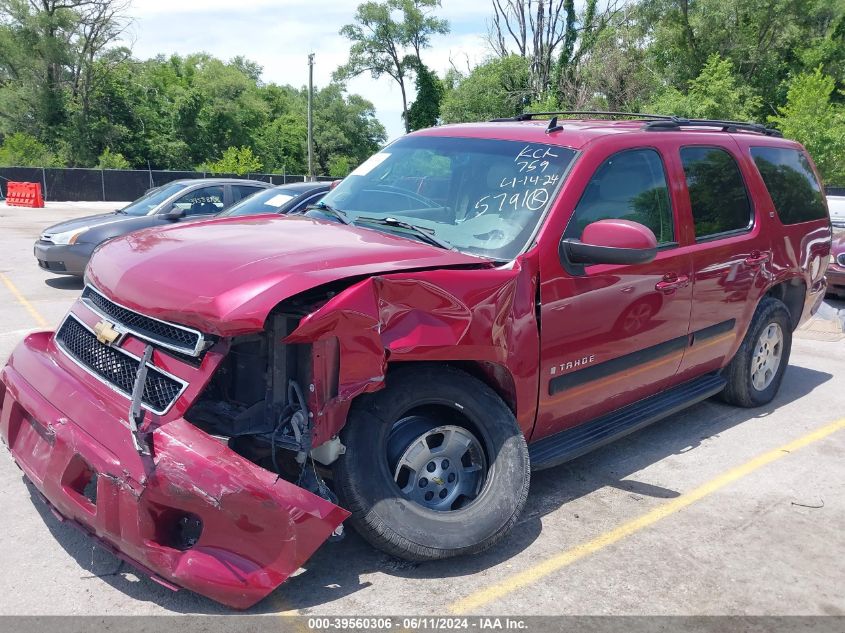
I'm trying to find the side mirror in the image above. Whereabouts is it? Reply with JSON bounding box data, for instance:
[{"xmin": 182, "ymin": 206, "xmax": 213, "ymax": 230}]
[
  {"xmin": 164, "ymin": 206, "xmax": 185, "ymax": 221},
  {"xmin": 330, "ymin": 179, "xmax": 343, "ymax": 190},
  {"xmin": 559, "ymin": 219, "xmax": 658, "ymax": 273}
]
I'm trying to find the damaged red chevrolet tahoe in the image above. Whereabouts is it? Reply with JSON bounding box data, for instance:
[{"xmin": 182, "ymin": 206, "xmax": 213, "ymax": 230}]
[{"xmin": 0, "ymin": 115, "xmax": 832, "ymax": 608}]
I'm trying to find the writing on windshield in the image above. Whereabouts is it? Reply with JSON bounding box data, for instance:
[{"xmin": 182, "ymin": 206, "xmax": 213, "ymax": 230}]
[{"xmin": 474, "ymin": 145, "xmax": 563, "ymax": 215}]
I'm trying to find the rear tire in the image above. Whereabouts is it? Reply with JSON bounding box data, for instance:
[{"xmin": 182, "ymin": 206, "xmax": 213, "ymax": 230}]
[
  {"xmin": 332, "ymin": 364, "xmax": 530, "ymax": 561},
  {"xmin": 720, "ymin": 297, "xmax": 792, "ymax": 407}
]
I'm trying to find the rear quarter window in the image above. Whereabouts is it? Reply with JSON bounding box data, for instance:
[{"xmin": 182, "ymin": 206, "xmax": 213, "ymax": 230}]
[
  {"xmin": 750, "ymin": 147, "xmax": 827, "ymax": 224},
  {"xmin": 680, "ymin": 146, "xmax": 752, "ymax": 239}
]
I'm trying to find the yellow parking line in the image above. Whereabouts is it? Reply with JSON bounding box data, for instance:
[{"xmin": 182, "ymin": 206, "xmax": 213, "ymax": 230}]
[
  {"xmin": 450, "ymin": 417, "xmax": 845, "ymax": 614},
  {"xmin": 0, "ymin": 272, "xmax": 49, "ymax": 328}
]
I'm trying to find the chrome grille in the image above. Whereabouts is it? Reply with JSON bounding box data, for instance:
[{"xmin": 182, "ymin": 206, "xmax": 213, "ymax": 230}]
[
  {"xmin": 81, "ymin": 285, "xmax": 204, "ymax": 356},
  {"xmin": 56, "ymin": 315, "xmax": 186, "ymax": 414}
]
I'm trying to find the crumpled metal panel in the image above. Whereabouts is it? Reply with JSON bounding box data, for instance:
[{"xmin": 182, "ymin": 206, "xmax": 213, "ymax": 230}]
[
  {"xmin": 0, "ymin": 332, "xmax": 348, "ymax": 609},
  {"xmin": 286, "ymin": 257, "xmax": 541, "ymax": 446}
]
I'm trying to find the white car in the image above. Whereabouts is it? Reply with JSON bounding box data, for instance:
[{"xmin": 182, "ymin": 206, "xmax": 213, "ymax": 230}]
[{"xmin": 828, "ymin": 195, "xmax": 845, "ymax": 228}]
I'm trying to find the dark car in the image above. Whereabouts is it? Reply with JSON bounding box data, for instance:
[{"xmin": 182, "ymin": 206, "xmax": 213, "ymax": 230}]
[
  {"xmin": 34, "ymin": 178, "xmax": 272, "ymax": 276},
  {"xmin": 217, "ymin": 181, "xmax": 329, "ymax": 218}
]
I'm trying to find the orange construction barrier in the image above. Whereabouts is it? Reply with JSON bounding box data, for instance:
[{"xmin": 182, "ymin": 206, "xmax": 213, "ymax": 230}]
[{"xmin": 5, "ymin": 181, "xmax": 45, "ymax": 208}]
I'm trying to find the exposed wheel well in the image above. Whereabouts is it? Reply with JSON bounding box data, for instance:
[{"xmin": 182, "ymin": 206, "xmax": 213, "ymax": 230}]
[
  {"xmin": 386, "ymin": 360, "xmax": 518, "ymax": 417},
  {"xmin": 766, "ymin": 278, "xmax": 806, "ymax": 331}
]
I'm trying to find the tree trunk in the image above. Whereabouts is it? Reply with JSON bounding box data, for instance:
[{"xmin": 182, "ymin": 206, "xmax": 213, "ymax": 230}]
[{"xmin": 399, "ymin": 77, "xmax": 410, "ymax": 133}]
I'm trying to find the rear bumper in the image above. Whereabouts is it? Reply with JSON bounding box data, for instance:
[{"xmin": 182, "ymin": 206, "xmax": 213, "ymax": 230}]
[
  {"xmin": 0, "ymin": 331, "xmax": 348, "ymax": 609},
  {"xmin": 33, "ymin": 241, "xmax": 94, "ymax": 276}
]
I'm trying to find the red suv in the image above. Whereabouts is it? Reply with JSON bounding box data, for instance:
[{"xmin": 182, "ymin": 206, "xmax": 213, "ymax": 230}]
[{"xmin": 0, "ymin": 114, "xmax": 832, "ymax": 608}]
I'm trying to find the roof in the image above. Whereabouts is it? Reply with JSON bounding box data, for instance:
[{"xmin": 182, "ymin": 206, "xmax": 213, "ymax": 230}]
[
  {"xmin": 273, "ymin": 181, "xmax": 331, "ymax": 192},
  {"xmin": 412, "ymin": 118, "xmax": 797, "ymax": 151},
  {"xmin": 170, "ymin": 178, "xmax": 271, "ymax": 186}
]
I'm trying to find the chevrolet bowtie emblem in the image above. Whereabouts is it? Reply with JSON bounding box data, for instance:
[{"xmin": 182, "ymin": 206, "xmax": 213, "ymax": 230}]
[{"xmin": 94, "ymin": 320, "xmax": 120, "ymax": 345}]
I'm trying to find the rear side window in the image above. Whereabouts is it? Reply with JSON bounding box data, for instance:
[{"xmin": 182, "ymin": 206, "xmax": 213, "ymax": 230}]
[
  {"xmin": 750, "ymin": 147, "xmax": 827, "ymax": 224},
  {"xmin": 680, "ymin": 146, "xmax": 752, "ymax": 239},
  {"xmin": 568, "ymin": 148, "xmax": 674, "ymax": 244},
  {"xmin": 233, "ymin": 184, "xmax": 264, "ymax": 203}
]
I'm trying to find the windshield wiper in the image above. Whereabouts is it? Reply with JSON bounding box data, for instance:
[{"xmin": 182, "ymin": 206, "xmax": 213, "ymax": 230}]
[
  {"xmin": 306, "ymin": 200, "xmax": 351, "ymax": 225},
  {"xmin": 355, "ymin": 216, "xmax": 454, "ymax": 251}
]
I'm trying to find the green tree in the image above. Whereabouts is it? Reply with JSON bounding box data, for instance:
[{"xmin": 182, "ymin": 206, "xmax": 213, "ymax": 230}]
[
  {"xmin": 256, "ymin": 114, "xmax": 307, "ymax": 174},
  {"xmin": 311, "ymin": 83, "xmax": 386, "ymax": 175},
  {"xmin": 769, "ymin": 68, "xmax": 845, "ymax": 184},
  {"xmin": 558, "ymin": 9, "xmax": 656, "ymax": 111},
  {"xmin": 647, "ymin": 55, "xmax": 763, "ymax": 120},
  {"xmin": 406, "ymin": 62, "xmax": 443, "ymax": 130},
  {"xmin": 96, "ymin": 147, "xmax": 129, "ymax": 169},
  {"xmin": 489, "ymin": 0, "xmax": 621, "ymax": 101},
  {"xmin": 0, "ymin": 0, "xmax": 130, "ymax": 151},
  {"xmin": 202, "ymin": 146, "xmax": 263, "ymax": 175},
  {"xmin": 639, "ymin": 0, "xmax": 845, "ymax": 115},
  {"xmin": 336, "ymin": 0, "xmax": 448, "ymax": 132},
  {"xmin": 328, "ymin": 155, "xmax": 351, "ymax": 178},
  {"xmin": 0, "ymin": 132, "xmax": 60, "ymax": 166},
  {"xmin": 440, "ymin": 55, "xmax": 531, "ymax": 123}
]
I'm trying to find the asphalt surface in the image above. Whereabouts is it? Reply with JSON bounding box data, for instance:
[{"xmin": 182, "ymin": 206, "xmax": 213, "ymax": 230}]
[{"xmin": 0, "ymin": 202, "xmax": 843, "ymax": 616}]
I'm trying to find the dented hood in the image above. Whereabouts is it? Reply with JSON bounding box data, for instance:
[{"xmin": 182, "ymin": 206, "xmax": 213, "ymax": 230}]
[{"xmin": 87, "ymin": 214, "xmax": 486, "ymax": 335}]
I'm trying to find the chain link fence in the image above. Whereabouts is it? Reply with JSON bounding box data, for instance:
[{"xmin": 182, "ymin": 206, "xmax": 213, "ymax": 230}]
[
  {"xmin": 1, "ymin": 166, "xmax": 842, "ymax": 202},
  {"xmin": 0, "ymin": 167, "xmax": 334, "ymax": 202}
]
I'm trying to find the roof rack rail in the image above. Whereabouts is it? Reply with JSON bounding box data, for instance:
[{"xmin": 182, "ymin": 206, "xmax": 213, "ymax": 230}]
[
  {"xmin": 488, "ymin": 110, "xmax": 783, "ymax": 137},
  {"xmin": 489, "ymin": 111, "xmax": 674, "ymax": 122},
  {"xmin": 644, "ymin": 117, "xmax": 783, "ymax": 137}
]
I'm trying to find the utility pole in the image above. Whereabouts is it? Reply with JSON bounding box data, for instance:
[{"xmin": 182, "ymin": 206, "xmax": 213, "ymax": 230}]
[{"xmin": 307, "ymin": 53, "xmax": 315, "ymax": 182}]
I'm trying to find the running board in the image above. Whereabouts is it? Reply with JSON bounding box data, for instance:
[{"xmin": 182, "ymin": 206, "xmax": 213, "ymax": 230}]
[{"xmin": 529, "ymin": 373, "xmax": 727, "ymax": 471}]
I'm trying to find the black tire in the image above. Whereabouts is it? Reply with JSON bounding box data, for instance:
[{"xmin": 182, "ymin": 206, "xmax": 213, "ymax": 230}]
[
  {"xmin": 720, "ymin": 297, "xmax": 792, "ymax": 407},
  {"xmin": 332, "ymin": 364, "xmax": 530, "ymax": 561}
]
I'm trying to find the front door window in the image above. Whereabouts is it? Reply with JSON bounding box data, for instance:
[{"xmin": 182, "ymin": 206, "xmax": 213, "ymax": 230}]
[
  {"xmin": 565, "ymin": 148, "xmax": 674, "ymax": 245},
  {"xmin": 173, "ymin": 186, "xmax": 225, "ymax": 216}
]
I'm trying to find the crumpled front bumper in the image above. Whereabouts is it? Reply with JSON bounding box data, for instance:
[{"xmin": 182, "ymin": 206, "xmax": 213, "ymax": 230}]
[{"xmin": 0, "ymin": 331, "xmax": 349, "ymax": 609}]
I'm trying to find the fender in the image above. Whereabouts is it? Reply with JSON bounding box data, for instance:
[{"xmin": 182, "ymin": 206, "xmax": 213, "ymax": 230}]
[{"xmin": 285, "ymin": 256, "xmax": 543, "ymax": 446}]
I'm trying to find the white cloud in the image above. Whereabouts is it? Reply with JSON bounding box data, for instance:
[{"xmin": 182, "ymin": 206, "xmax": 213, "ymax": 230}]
[{"xmin": 123, "ymin": 0, "xmax": 492, "ymax": 141}]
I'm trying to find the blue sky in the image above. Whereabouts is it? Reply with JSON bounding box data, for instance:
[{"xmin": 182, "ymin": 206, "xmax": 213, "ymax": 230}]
[{"xmin": 125, "ymin": 1, "xmax": 493, "ymax": 142}]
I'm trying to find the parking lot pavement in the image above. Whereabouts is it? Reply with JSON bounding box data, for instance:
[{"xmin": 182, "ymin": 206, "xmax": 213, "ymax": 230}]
[
  {"xmin": 0, "ymin": 201, "xmax": 124, "ymax": 340},
  {"xmin": 0, "ymin": 203, "xmax": 843, "ymax": 616}
]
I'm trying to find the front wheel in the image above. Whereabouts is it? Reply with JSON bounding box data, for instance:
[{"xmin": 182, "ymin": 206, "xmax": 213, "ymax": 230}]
[
  {"xmin": 332, "ymin": 364, "xmax": 530, "ymax": 561},
  {"xmin": 720, "ymin": 297, "xmax": 792, "ymax": 407}
]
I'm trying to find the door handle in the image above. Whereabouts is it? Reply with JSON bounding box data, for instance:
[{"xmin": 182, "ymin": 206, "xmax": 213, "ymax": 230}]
[
  {"xmin": 745, "ymin": 251, "xmax": 770, "ymax": 266},
  {"xmin": 655, "ymin": 274, "xmax": 690, "ymax": 293}
]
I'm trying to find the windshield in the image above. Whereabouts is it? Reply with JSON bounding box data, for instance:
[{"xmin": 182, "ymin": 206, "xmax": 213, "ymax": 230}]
[
  {"xmin": 218, "ymin": 187, "xmax": 300, "ymax": 217},
  {"xmin": 317, "ymin": 135, "xmax": 576, "ymax": 260},
  {"xmin": 119, "ymin": 183, "xmax": 188, "ymax": 216}
]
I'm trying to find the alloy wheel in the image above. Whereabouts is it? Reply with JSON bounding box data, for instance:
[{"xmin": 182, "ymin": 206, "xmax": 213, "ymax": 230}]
[
  {"xmin": 751, "ymin": 322, "xmax": 784, "ymax": 391},
  {"xmin": 387, "ymin": 416, "xmax": 487, "ymax": 512}
]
